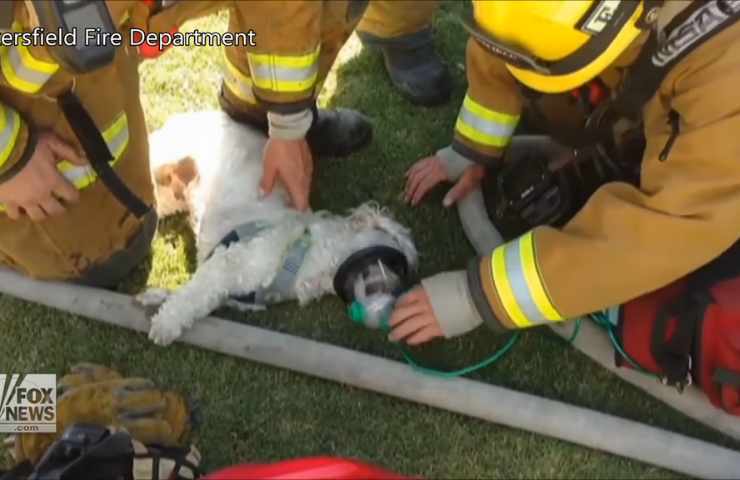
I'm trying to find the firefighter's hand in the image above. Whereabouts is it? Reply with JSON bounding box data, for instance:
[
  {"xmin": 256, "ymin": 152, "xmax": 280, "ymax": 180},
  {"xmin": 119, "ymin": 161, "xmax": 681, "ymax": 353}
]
[
  {"xmin": 388, "ymin": 287, "xmax": 444, "ymax": 346},
  {"xmin": 0, "ymin": 132, "xmax": 86, "ymax": 222},
  {"xmin": 260, "ymin": 137, "xmax": 313, "ymax": 211},
  {"xmin": 404, "ymin": 155, "xmax": 486, "ymax": 207}
]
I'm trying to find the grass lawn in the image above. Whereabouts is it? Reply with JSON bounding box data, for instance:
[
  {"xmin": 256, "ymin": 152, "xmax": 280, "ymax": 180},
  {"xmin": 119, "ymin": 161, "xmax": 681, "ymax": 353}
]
[{"xmin": 2, "ymin": 3, "xmax": 738, "ymax": 478}]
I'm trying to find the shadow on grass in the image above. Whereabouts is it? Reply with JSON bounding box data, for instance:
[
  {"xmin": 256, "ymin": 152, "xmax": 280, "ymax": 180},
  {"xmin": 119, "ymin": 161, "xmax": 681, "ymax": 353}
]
[{"xmin": 118, "ymin": 213, "xmax": 198, "ymax": 294}]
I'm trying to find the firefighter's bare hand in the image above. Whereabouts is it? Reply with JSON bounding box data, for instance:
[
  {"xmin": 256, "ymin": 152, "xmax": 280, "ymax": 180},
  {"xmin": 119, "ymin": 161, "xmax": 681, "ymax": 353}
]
[
  {"xmin": 443, "ymin": 163, "xmax": 487, "ymax": 207},
  {"xmin": 388, "ymin": 287, "xmax": 444, "ymax": 346},
  {"xmin": 404, "ymin": 155, "xmax": 447, "ymax": 206},
  {"xmin": 260, "ymin": 137, "xmax": 313, "ymax": 211},
  {"xmin": 404, "ymin": 155, "xmax": 486, "ymax": 207},
  {"xmin": 0, "ymin": 132, "xmax": 85, "ymax": 222}
]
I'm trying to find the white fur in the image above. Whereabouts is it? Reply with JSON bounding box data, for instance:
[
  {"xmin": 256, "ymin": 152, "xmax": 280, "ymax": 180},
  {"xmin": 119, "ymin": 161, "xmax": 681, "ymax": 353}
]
[{"xmin": 145, "ymin": 111, "xmax": 417, "ymax": 346}]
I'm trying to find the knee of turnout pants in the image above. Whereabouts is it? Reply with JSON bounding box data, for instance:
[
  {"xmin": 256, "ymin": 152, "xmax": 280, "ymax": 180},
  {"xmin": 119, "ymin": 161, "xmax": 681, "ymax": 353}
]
[
  {"xmin": 220, "ymin": 1, "xmax": 362, "ymax": 123},
  {"xmin": 356, "ymin": 0, "xmax": 440, "ymax": 42}
]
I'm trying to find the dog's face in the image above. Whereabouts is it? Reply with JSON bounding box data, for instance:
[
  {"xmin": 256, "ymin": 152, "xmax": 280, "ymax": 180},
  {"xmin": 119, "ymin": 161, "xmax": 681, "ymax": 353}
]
[
  {"xmin": 294, "ymin": 203, "xmax": 418, "ymax": 305},
  {"xmin": 152, "ymin": 157, "xmax": 200, "ymax": 217},
  {"xmin": 347, "ymin": 203, "xmax": 419, "ymax": 271}
]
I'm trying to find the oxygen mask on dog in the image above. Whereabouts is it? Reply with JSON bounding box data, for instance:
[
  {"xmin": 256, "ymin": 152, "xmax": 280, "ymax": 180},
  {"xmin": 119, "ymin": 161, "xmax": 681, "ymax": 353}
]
[
  {"xmin": 333, "ymin": 246, "xmax": 412, "ymax": 331},
  {"xmin": 347, "ymin": 260, "xmax": 402, "ymax": 330}
]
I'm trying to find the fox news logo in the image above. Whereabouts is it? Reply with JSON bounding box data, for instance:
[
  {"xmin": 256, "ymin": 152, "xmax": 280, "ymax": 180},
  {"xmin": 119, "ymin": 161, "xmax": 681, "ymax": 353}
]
[{"xmin": 0, "ymin": 374, "xmax": 56, "ymax": 433}]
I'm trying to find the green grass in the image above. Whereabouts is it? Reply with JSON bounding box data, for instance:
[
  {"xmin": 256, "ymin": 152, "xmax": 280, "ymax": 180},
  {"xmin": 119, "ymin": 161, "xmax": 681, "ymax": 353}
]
[{"xmin": 1, "ymin": 4, "xmax": 738, "ymax": 478}]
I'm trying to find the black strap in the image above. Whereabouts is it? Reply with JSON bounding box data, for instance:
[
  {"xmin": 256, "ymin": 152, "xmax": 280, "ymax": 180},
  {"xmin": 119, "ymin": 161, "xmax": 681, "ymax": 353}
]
[
  {"xmin": 0, "ymin": 462, "xmax": 34, "ymax": 480},
  {"xmin": 75, "ymin": 210, "xmax": 157, "ymax": 288},
  {"xmin": 688, "ymin": 240, "xmax": 740, "ymax": 292},
  {"xmin": 57, "ymin": 90, "xmax": 150, "ymax": 218},
  {"xmin": 550, "ymin": 1, "xmax": 642, "ymax": 76},
  {"xmin": 613, "ymin": 0, "xmax": 740, "ymax": 120},
  {"xmin": 648, "ymin": 242, "xmax": 740, "ymax": 387},
  {"xmin": 650, "ymin": 291, "xmax": 710, "ymax": 386},
  {"xmin": 134, "ymin": 446, "xmax": 202, "ymax": 480}
]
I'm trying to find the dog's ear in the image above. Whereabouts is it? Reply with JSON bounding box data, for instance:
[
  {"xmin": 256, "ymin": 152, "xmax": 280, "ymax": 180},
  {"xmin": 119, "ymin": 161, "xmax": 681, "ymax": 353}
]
[{"xmin": 153, "ymin": 157, "xmax": 199, "ymax": 216}]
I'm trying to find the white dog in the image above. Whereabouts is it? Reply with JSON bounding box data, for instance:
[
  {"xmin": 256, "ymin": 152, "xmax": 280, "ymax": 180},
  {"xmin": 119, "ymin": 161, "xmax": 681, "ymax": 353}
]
[{"xmin": 142, "ymin": 111, "xmax": 418, "ymax": 346}]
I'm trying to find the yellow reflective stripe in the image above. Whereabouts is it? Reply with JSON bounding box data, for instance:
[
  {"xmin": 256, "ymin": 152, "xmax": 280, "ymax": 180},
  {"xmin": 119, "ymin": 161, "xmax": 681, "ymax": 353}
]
[
  {"xmin": 519, "ymin": 232, "xmax": 563, "ymax": 322},
  {"xmin": 0, "ymin": 106, "xmax": 21, "ymax": 169},
  {"xmin": 491, "ymin": 244, "xmax": 532, "ymax": 328},
  {"xmin": 455, "ymin": 94, "xmax": 519, "ymax": 148},
  {"xmin": 490, "ymin": 232, "xmax": 563, "ymax": 328},
  {"xmin": 102, "ymin": 112, "xmax": 129, "ymax": 159},
  {"xmin": 463, "ymin": 95, "xmax": 519, "ymax": 126},
  {"xmin": 0, "ymin": 22, "xmax": 59, "ymax": 93},
  {"xmin": 247, "ymin": 45, "xmax": 320, "ymax": 93},
  {"xmin": 223, "ymin": 52, "xmax": 256, "ymax": 104},
  {"xmin": 15, "ymin": 37, "xmax": 58, "ymax": 75},
  {"xmin": 247, "ymin": 46, "xmax": 320, "ymax": 69}
]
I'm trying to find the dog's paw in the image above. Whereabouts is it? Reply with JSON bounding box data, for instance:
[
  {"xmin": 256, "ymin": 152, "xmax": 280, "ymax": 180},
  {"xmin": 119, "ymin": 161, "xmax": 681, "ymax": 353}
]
[
  {"xmin": 148, "ymin": 314, "xmax": 183, "ymax": 347},
  {"xmin": 224, "ymin": 298, "xmax": 267, "ymax": 312},
  {"xmin": 136, "ymin": 288, "xmax": 172, "ymax": 308}
]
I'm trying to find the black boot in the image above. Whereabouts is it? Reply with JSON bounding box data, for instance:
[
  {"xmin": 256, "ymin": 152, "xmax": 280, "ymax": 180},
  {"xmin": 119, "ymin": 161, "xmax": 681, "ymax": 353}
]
[
  {"xmin": 305, "ymin": 107, "xmax": 373, "ymax": 158},
  {"xmin": 359, "ymin": 28, "xmax": 452, "ymax": 107},
  {"xmin": 220, "ymin": 88, "xmax": 372, "ymax": 158}
]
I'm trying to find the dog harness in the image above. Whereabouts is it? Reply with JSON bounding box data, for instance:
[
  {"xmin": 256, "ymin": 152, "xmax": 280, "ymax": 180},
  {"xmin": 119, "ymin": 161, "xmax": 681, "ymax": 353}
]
[{"xmin": 210, "ymin": 220, "xmax": 312, "ymax": 306}]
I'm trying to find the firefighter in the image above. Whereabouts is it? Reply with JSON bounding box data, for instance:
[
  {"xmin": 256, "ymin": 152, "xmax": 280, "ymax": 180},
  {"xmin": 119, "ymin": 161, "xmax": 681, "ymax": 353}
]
[
  {"xmin": 390, "ymin": 0, "xmax": 740, "ymax": 345},
  {"xmin": 357, "ymin": 0, "xmax": 452, "ymax": 106},
  {"xmin": 0, "ymin": 1, "xmax": 224, "ymax": 285},
  {"xmin": 220, "ymin": 0, "xmax": 451, "ymax": 212},
  {"xmin": 220, "ymin": 0, "xmax": 370, "ymax": 213}
]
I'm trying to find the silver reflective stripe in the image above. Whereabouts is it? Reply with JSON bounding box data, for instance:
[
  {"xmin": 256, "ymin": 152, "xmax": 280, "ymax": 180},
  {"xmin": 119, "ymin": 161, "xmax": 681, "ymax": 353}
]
[
  {"xmin": 250, "ymin": 63, "xmax": 319, "ymax": 83},
  {"xmin": 503, "ymin": 239, "xmax": 548, "ymax": 325},
  {"xmin": 64, "ymin": 166, "xmax": 94, "ymax": 184},
  {"xmin": 8, "ymin": 46, "xmax": 50, "ymax": 86},
  {"xmin": 223, "ymin": 67, "xmax": 256, "ymax": 103},
  {"xmin": 458, "ymin": 105, "xmax": 518, "ymax": 139}
]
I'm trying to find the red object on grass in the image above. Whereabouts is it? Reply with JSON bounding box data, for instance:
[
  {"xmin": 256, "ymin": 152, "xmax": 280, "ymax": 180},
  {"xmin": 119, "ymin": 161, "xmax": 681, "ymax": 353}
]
[{"xmin": 204, "ymin": 457, "xmax": 412, "ymax": 480}]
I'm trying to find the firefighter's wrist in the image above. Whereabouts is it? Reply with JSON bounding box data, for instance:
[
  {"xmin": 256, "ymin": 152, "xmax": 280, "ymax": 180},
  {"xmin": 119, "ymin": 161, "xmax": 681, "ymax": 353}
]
[
  {"xmin": 0, "ymin": 128, "xmax": 36, "ymax": 185},
  {"xmin": 421, "ymin": 270, "xmax": 484, "ymax": 338},
  {"xmin": 436, "ymin": 145, "xmax": 474, "ymax": 181},
  {"xmin": 451, "ymin": 139, "xmax": 503, "ymax": 171},
  {"xmin": 267, "ymin": 109, "xmax": 313, "ymax": 141},
  {"xmin": 465, "ymin": 258, "xmax": 510, "ymax": 334}
]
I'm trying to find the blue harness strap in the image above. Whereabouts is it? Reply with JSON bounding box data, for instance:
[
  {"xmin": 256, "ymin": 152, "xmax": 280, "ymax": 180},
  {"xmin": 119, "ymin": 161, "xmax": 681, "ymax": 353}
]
[
  {"xmin": 253, "ymin": 231, "xmax": 312, "ymax": 305},
  {"xmin": 210, "ymin": 221, "xmax": 312, "ymax": 306},
  {"xmin": 209, "ymin": 220, "xmax": 273, "ymax": 260}
]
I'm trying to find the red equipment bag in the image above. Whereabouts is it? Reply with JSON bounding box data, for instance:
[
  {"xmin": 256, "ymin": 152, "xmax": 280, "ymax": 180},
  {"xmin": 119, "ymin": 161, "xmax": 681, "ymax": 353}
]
[
  {"xmin": 617, "ymin": 242, "xmax": 740, "ymax": 415},
  {"xmin": 204, "ymin": 457, "xmax": 411, "ymax": 480}
]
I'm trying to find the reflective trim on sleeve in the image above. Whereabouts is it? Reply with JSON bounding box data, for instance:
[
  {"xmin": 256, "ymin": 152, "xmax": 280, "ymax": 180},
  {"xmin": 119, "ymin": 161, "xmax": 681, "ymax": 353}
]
[
  {"xmin": 490, "ymin": 231, "xmax": 563, "ymax": 328},
  {"xmin": 0, "ymin": 22, "xmax": 59, "ymax": 94},
  {"xmin": 247, "ymin": 45, "xmax": 320, "ymax": 93},
  {"xmin": 455, "ymin": 94, "xmax": 519, "ymax": 148},
  {"xmin": 55, "ymin": 112, "xmax": 130, "ymax": 190},
  {"xmin": 0, "ymin": 112, "xmax": 130, "ymax": 214},
  {"xmin": 0, "ymin": 105, "xmax": 21, "ymax": 170},
  {"xmin": 223, "ymin": 52, "xmax": 257, "ymax": 104}
]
